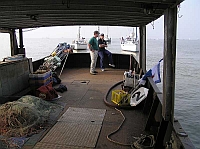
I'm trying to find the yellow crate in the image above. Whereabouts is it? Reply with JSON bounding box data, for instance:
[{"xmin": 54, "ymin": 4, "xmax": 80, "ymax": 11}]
[{"xmin": 111, "ymin": 90, "xmax": 130, "ymax": 106}]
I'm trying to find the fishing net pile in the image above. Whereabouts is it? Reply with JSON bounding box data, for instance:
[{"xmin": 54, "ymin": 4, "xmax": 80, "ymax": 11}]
[{"xmin": 0, "ymin": 95, "xmax": 60, "ymax": 137}]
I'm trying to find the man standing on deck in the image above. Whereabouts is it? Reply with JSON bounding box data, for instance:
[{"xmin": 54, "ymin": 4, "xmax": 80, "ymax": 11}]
[
  {"xmin": 98, "ymin": 33, "xmax": 115, "ymax": 71},
  {"xmin": 88, "ymin": 31, "xmax": 100, "ymax": 75}
]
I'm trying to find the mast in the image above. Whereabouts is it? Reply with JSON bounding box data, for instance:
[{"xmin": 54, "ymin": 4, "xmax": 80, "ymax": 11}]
[
  {"xmin": 78, "ymin": 26, "xmax": 81, "ymax": 40},
  {"xmin": 136, "ymin": 27, "xmax": 138, "ymax": 41},
  {"xmin": 107, "ymin": 26, "xmax": 108, "ymax": 35},
  {"xmin": 98, "ymin": 26, "xmax": 100, "ymax": 39},
  {"xmin": 106, "ymin": 26, "xmax": 108, "ymax": 38},
  {"xmin": 107, "ymin": 26, "xmax": 110, "ymax": 39},
  {"xmin": 131, "ymin": 28, "xmax": 135, "ymax": 39}
]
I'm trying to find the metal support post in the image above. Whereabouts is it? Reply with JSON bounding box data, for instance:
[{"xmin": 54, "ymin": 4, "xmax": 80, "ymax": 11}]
[
  {"xmin": 162, "ymin": 7, "xmax": 177, "ymax": 123},
  {"xmin": 139, "ymin": 25, "xmax": 146, "ymax": 73}
]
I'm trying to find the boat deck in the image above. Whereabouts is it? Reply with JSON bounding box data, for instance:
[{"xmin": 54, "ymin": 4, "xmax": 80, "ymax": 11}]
[{"xmin": 23, "ymin": 67, "xmax": 149, "ymax": 149}]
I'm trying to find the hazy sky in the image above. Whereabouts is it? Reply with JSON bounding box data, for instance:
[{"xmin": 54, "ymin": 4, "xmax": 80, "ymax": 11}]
[{"xmin": 5, "ymin": 0, "xmax": 200, "ymax": 40}]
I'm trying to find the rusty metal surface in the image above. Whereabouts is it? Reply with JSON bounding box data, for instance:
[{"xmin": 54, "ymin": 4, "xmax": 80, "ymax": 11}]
[
  {"xmin": 30, "ymin": 68, "xmax": 149, "ymax": 149},
  {"xmin": 34, "ymin": 107, "xmax": 106, "ymax": 148},
  {"xmin": 71, "ymin": 80, "xmax": 90, "ymax": 85},
  {"xmin": 34, "ymin": 142, "xmax": 92, "ymax": 149},
  {"xmin": 55, "ymin": 68, "xmax": 148, "ymax": 149},
  {"xmin": 39, "ymin": 122, "xmax": 102, "ymax": 148},
  {"xmin": 58, "ymin": 107, "xmax": 106, "ymax": 125}
]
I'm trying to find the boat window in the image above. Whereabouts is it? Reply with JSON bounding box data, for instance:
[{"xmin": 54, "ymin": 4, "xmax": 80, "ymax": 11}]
[{"xmin": 0, "ymin": 33, "xmax": 11, "ymax": 61}]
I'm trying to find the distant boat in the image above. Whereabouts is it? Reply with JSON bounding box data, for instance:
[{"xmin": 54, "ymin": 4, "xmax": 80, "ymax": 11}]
[
  {"xmin": 104, "ymin": 35, "xmax": 111, "ymax": 44},
  {"xmin": 121, "ymin": 27, "xmax": 139, "ymax": 52},
  {"xmin": 71, "ymin": 26, "xmax": 87, "ymax": 50}
]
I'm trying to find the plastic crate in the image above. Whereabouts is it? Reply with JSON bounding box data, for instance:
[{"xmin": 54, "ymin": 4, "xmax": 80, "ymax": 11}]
[
  {"xmin": 123, "ymin": 73, "xmax": 139, "ymax": 87},
  {"xmin": 29, "ymin": 71, "xmax": 52, "ymax": 80},
  {"xmin": 29, "ymin": 76, "xmax": 52, "ymax": 86},
  {"xmin": 29, "ymin": 71, "xmax": 52, "ymax": 94},
  {"xmin": 111, "ymin": 90, "xmax": 130, "ymax": 106}
]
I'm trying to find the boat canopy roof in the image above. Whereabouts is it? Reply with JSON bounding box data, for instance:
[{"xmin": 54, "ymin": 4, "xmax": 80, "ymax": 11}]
[{"xmin": 0, "ymin": 0, "xmax": 183, "ymax": 29}]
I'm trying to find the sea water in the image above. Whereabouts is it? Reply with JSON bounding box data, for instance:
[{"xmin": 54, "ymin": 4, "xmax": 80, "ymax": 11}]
[{"xmin": 0, "ymin": 37, "xmax": 200, "ymax": 148}]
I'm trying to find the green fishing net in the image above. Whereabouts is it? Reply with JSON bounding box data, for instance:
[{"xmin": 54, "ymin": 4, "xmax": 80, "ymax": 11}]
[{"xmin": 0, "ymin": 95, "xmax": 60, "ymax": 137}]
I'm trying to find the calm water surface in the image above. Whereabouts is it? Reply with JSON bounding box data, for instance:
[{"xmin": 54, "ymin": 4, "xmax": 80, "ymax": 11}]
[{"xmin": 0, "ymin": 37, "xmax": 200, "ymax": 148}]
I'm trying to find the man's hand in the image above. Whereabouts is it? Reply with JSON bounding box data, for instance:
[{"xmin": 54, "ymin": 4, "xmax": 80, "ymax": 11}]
[
  {"xmin": 100, "ymin": 44, "xmax": 107, "ymax": 48},
  {"xmin": 88, "ymin": 44, "xmax": 94, "ymax": 51}
]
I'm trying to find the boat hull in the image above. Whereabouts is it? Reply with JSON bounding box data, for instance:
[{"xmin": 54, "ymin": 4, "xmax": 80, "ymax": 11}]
[
  {"xmin": 104, "ymin": 38, "xmax": 111, "ymax": 44},
  {"xmin": 121, "ymin": 43, "xmax": 138, "ymax": 52},
  {"xmin": 71, "ymin": 43, "xmax": 87, "ymax": 50}
]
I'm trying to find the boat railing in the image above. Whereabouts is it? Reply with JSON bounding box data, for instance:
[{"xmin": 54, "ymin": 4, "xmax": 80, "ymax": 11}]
[{"xmin": 143, "ymin": 76, "xmax": 195, "ymax": 148}]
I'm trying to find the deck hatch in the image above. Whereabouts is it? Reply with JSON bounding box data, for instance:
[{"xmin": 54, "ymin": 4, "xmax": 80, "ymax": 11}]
[
  {"xmin": 39, "ymin": 123, "xmax": 102, "ymax": 148},
  {"xmin": 34, "ymin": 142, "xmax": 91, "ymax": 149},
  {"xmin": 71, "ymin": 80, "xmax": 90, "ymax": 85},
  {"xmin": 35, "ymin": 107, "xmax": 106, "ymax": 148},
  {"xmin": 58, "ymin": 107, "xmax": 106, "ymax": 125}
]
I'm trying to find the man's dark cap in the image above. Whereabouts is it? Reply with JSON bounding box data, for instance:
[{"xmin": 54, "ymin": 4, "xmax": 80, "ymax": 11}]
[{"xmin": 100, "ymin": 33, "xmax": 104, "ymax": 36}]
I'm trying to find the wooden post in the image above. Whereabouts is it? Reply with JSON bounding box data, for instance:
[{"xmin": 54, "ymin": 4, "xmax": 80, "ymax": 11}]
[
  {"xmin": 139, "ymin": 25, "xmax": 146, "ymax": 73},
  {"xmin": 10, "ymin": 29, "xmax": 18, "ymax": 56},
  {"xmin": 18, "ymin": 28, "xmax": 25, "ymax": 56},
  {"xmin": 162, "ymin": 7, "xmax": 177, "ymax": 122},
  {"xmin": 19, "ymin": 28, "xmax": 23, "ymax": 49}
]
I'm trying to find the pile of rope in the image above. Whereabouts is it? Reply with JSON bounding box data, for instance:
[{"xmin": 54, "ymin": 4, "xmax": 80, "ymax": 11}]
[
  {"xmin": 107, "ymin": 108, "xmax": 155, "ymax": 149},
  {"xmin": 0, "ymin": 95, "xmax": 60, "ymax": 137}
]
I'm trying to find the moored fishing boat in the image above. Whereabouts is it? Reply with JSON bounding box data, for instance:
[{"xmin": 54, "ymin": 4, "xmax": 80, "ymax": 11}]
[
  {"xmin": 71, "ymin": 26, "xmax": 87, "ymax": 50},
  {"xmin": 104, "ymin": 34, "xmax": 111, "ymax": 43},
  {"xmin": 121, "ymin": 27, "xmax": 139, "ymax": 52}
]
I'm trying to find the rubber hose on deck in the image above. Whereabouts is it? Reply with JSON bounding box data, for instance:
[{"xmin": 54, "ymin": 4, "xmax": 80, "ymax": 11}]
[{"xmin": 103, "ymin": 80, "xmax": 134, "ymax": 109}]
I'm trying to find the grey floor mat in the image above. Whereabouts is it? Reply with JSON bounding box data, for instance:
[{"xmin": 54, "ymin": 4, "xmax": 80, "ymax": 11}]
[{"xmin": 34, "ymin": 107, "xmax": 106, "ymax": 148}]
